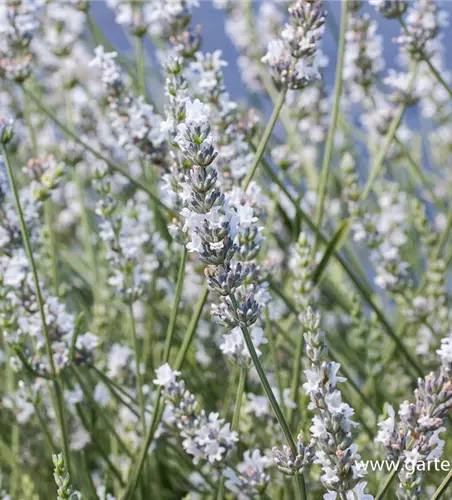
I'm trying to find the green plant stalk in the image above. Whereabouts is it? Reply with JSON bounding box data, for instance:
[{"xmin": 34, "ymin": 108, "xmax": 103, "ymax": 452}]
[
  {"xmin": 313, "ymin": 220, "xmax": 351, "ymax": 284},
  {"xmin": 7, "ymin": 362, "xmax": 19, "ymax": 497},
  {"xmin": 75, "ymin": 402, "xmax": 125, "ymax": 488},
  {"xmin": 242, "ymin": 86, "xmax": 288, "ymax": 190},
  {"xmin": 72, "ymin": 367, "xmax": 132, "ymax": 459},
  {"xmin": 23, "ymin": 87, "xmax": 61, "ymax": 298},
  {"xmin": 44, "ymin": 202, "xmax": 60, "ymax": 296},
  {"xmin": 375, "ymin": 466, "xmax": 399, "ymax": 499},
  {"xmin": 79, "ymin": 449, "xmax": 100, "ymax": 498},
  {"xmin": 2, "ymin": 143, "xmax": 72, "ymax": 474},
  {"xmin": 121, "ymin": 388, "xmax": 163, "ymax": 500},
  {"xmin": 313, "ymin": 0, "xmax": 349, "ymax": 252},
  {"xmin": 221, "ymin": 365, "xmax": 238, "ymax": 426},
  {"xmin": 136, "ymin": 35, "xmax": 147, "ymax": 98},
  {"xmin": 64, "ymin": 89, "xmax": 99, "ymax": 295},
  {"xmin": 174, "ymin": 286, "xmax": 208, "ymax": 369},
  {"xmin": 142, "ymin": 279, "xmax": 157, "ymax": 370},
  {"xmin": 128, "ymin": 301, "xmax": 147, "ymax": 432},
  {"xmin": 423, "ymin": 56, "xmax": 452, "ymax": 99},
  {"xmin": 431, "ymin": 468, "xmax": 452, "ymax": 500},
  {"xmin": 228, "ymin": 293, "xmax": 307, "ymax": 500},
  {"xmin": 22, "ymin": 88, "xmax": 38, "ymax": 154},
  {"xmin": 34, "ymin": 400, "xmax": 56, "ymax": 451},
  {"xmin": 362, "ymin": 68, "xmax": 418, "ymax": 199},
  {"xmin": 93, "ymin": 370, "xmax": 142, "ymax": 419},
  {"xmin": 287, "ymin": 323, "xmax": 304, "ymax": 429},
  {"xmin": 22, "ymin": 86, "xmax": 174, "ymax": 217},
  {"xmin": 394, "ymin": 135, "xmax": 444, "ymax": 209},
  {"xmin": 265, "ymin": 309, "xmax": 286, "ymax": 415},
  {"xmin": 122, "ymin": 247, "xmax": 188, "ymax": 499},
  {"xmin": 92, "ymin": 366, "xmax": 137, "ymax": 406},
  {"xmin": 163, "ymin": 247, "xmax": 188, "ymax": 361},
  {"xmin": 216, "ymin": 366, "xmax": 247, "ymax": 500}
]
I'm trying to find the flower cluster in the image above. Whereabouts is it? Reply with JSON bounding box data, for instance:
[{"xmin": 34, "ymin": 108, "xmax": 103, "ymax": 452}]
[
  {"xmin": 394, "ymin": 0, "xmax": 449, "ymax": 58},
  {"xmin": 262, "ymin": 0, "xmax": 326, "ymax": 89},
  {"xmin": 302, "ymin": 308, "xmax": 371, "ymax": 497},
  {"xmin": 224, "ymin": 449, "xmax": 272, "ymax": 497},
  {"xmin": 0, "ymin": 0, "xmax": 39, "ymax": 82},
  {"xmin": 24, "ymin": 155, "xmax": 66, "ymax": 202},
  {"xmin": 175, "ymin": 98, "xmax": 265, "ymax": 331},
  {"xmin": 290, "ymin": 232, "xmax": 315, "ymax": 308},
  {"xmin": 52, "ymin": 453, "xmax": 81, "ymax": 500},
  {"xmin": 90, "ymin": 46, "xmax": 166, "ymax": 163},
  {"xmin": 106, "ymin": 0, "xmax": 199, "ymax": 39},
  {"xmin": 94, "ymin": 164, "xmax": 166, "ymax": 302},
  {"xmin": 370, "ymin": 0, "xmax": 407, "ymax": 19},
  {"xmin": 376, "ymin": 332, "xmax": 452, "ymax": 498},
  {"xmin": 155, "ymin": 363, "xmax": 238, "ymax": 464}
]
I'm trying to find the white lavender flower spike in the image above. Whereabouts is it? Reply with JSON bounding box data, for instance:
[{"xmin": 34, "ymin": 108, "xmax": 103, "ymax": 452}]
[{"xmin": 0, "ymin": 1, "xmax": 451, "ymax": 498}]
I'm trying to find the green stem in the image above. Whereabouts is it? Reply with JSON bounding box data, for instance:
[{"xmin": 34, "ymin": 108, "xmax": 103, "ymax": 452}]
[
  {"xmin": 128, "ymin": 301, "xmax": 146, "ymax": 432},
  {"xmin": 294, "ymin": 473, "xmax": 306, "ymax": 500},
  {"xmin": 231, "ymin": 367, "xmax": 246, "ymax": 431},
  {"xmin": 75, "ymin": 175, "xmax": 98, "ymax": 296},
  {"xmin": 375, "ymin": 468, "xmax": 399, "ymax": 500},
  {"xmin": 394, "ymin": 135, "xmax": 443, "ymax": 209},
  {"xmin": 361, "ymin": 69, "xmax": 418, "ymax": 199},
  {"xmin": 136, "ymin": 35, "xmax": 147, "ymax": 98},
  {"xmin": 121, "ymin": 388, "xmax": 163, "ymax": 500},
  {"xmin": 68, "ymin": 76, "xmax": 98, "ymax": 306},
  {"xmin": 121, "ymin": 247, "xmax": 188, "ymax": 499},
  {"xmin": 287, "ymin": 324, "xmax": 304, "ymax": 428},
  {"xmin": 216, "ymin": 366, "xmax": 247, "ymax": 500},
  {"xmin": 23, "ymin": 87, "xmax": 61, "ymax": 298},
  {"xmin": 431, "ymin": 468, "xmax": 452, "ymax": 500},
  {"xmin": 2, "ymin": 143, "xmax": 72, "ymax": 474},
  {"xmin": 71, "ymin": 367, "xmax": 132, "ymax": 459},
  {"xmin": 22, "ymin": 86, "xmax": 174, "ymax": 217},
  {"xmin": 174, "ymin": 286, "xmax": 208, "ymax": 370},
  {"xmin": 8, "ymin": 369, "xmax": 19, "ymax": 497},
  {"xmin": 44, "ymin": 202, "xmax": 60, "ymax": 296},
  {"xmin": 314, "ymin": 0, "xmax": 349, "ymax": 249},
  {"xmin": 281, "ymin": 312, "xmax": 304, "ymax": 427},
  {"xmin": 236, "ymin": 303, "xmax": 309, "ymax": 500},
  {"xmin": 22, "ymin": 88, "xmax": 38, "ymax": 154},
  {"xmin": 75, "ymin": 403, "xmax": 125, "ymax": 487},
  {"xmin": 34, "ymin": 400, "xmax": 56, "ymax": 450},
  {"xmin": 229, "ymin": 293, "xmax": 306, "ymax": 500},
  {"xmin": 265, "ymin": 309, "xmax": 285, "ymax": 415},
  {"xmin": 242, "ymin": 86, "xmax": 288, "ymax": 190},
  {"xmin": 423, "ymin": 56, "xmax": 452, "ymax": 99},
  {"xmin": 163, "ymin": 248, "xmax": 188, "ymax": 362}
]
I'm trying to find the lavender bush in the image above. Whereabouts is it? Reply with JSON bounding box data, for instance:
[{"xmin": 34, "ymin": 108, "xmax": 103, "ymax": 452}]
[{"xmin": 0, "ymin": 0, "xmax": 451, "ymax": 499}]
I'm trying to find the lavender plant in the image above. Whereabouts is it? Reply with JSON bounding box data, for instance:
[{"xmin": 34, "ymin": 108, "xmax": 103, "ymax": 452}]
[{"xmin": 0, "ymin": 1, "xmax": 452, "ymax": 499}]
